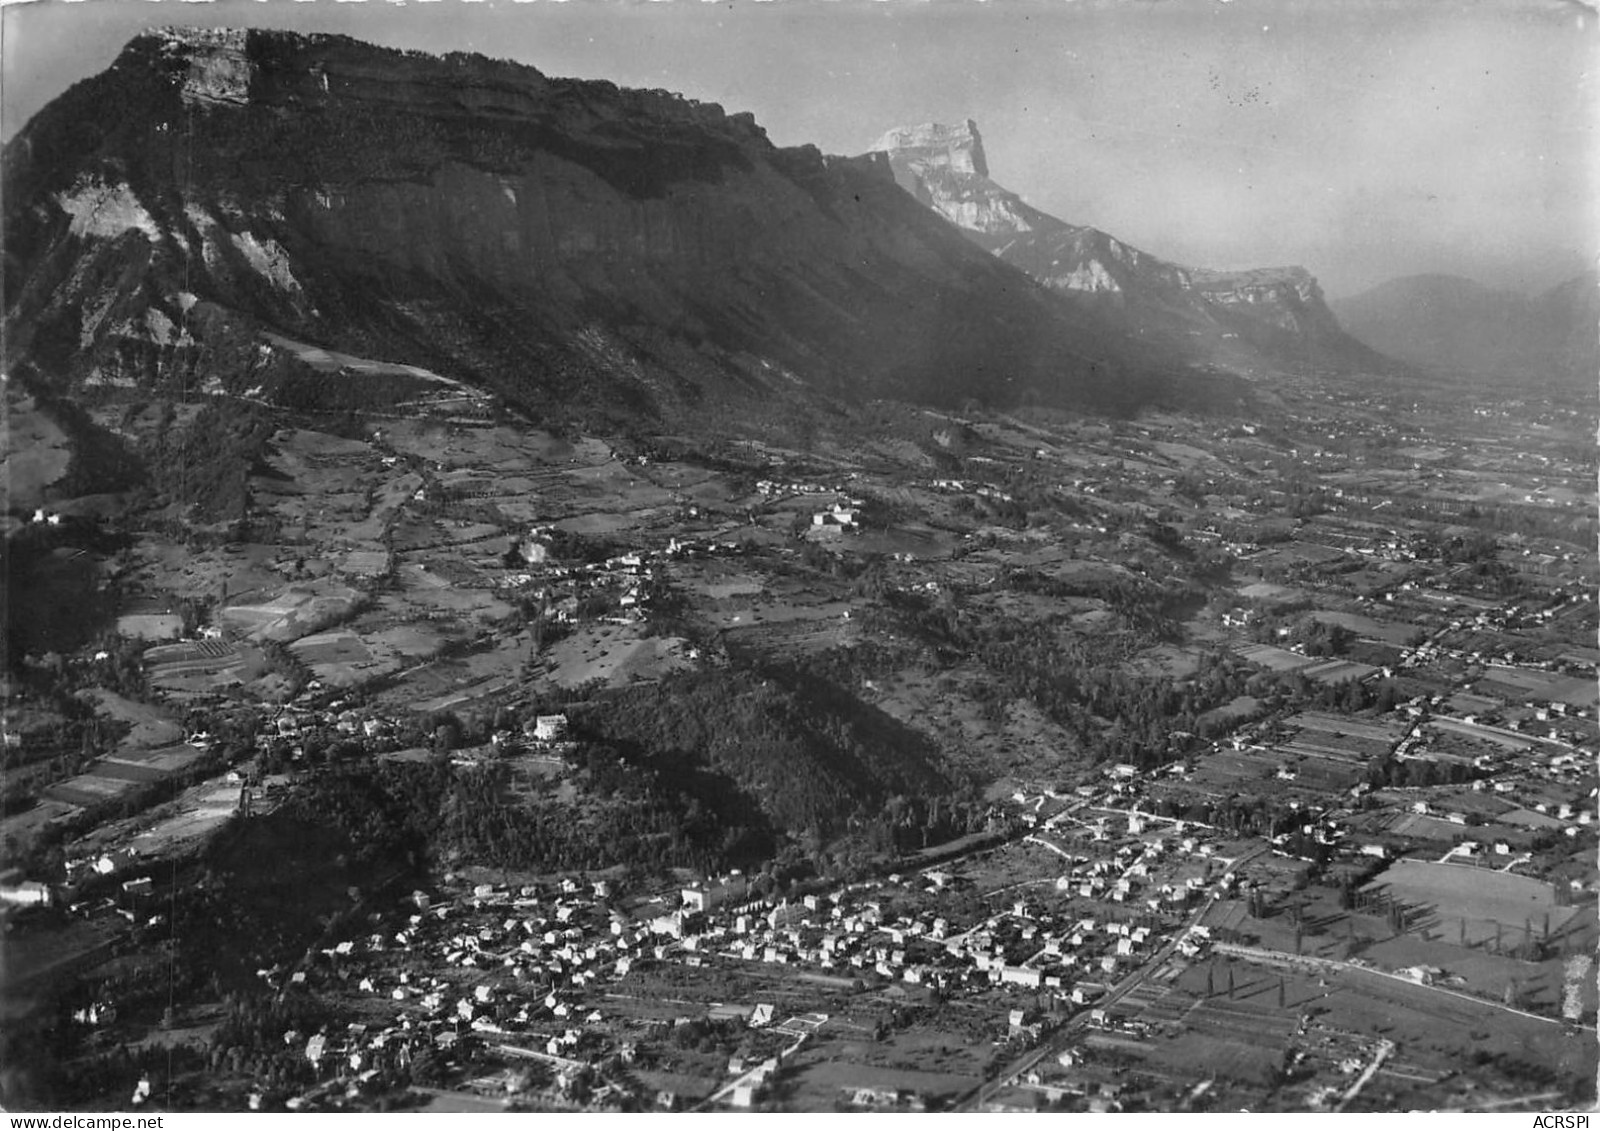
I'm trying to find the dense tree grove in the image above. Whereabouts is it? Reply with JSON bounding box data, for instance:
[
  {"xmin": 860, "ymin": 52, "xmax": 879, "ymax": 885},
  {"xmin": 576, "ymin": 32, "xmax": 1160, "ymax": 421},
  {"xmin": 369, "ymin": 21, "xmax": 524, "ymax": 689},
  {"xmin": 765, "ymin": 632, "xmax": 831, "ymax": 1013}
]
[
  {"xmin": 257, "ymin": 735, "xmax": 769, "ymax": 878},
  {"xmin": 141, "ymin": 401, "xmax": 280, "ymax": 523},
  {"xmin": 438, "ymin": 754, "xmax": 771, "ymax": 874},
  {"xmin": 572, "ymin": 666, "xmax": 950, "ymax": 838}
]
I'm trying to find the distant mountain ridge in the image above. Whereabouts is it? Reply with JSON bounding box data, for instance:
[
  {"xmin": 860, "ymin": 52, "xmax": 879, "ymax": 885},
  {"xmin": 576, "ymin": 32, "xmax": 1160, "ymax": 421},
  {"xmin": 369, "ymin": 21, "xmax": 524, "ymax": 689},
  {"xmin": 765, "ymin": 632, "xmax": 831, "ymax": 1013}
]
[
  {"xmin": 2, "ymin": 28, "xmax": 1190, "ymax": 432},
  {"xmin": 868, "ymin": 119, "xmax": 1388, "ymax": 375},
  {"xmin": 1331, "ymin": 272, "xmax": 1599, "ymax": 385}
]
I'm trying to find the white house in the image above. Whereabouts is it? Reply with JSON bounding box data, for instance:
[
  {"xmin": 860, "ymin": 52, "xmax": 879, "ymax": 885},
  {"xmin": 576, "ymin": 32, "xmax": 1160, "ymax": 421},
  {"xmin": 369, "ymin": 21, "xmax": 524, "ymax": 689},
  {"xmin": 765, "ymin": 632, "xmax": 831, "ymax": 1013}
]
[{"xmin": 533, "ymin": 714, "xmax": 569, "ymax": 742}]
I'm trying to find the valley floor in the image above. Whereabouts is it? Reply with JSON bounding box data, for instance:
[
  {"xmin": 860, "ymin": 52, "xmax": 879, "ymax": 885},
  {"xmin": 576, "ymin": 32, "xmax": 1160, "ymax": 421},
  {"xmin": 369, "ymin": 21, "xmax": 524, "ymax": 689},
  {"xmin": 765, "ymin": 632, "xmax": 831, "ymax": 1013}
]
[{"xmin": 3, "ymin": 372, "xmax": 1596, "ymax": 1112}]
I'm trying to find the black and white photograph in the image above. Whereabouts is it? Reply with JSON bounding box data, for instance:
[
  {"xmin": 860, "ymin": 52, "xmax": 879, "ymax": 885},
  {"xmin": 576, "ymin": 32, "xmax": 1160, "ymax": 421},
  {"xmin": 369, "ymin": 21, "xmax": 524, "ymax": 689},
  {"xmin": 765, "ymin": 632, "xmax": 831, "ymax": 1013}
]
[{"xmin": 1, "ymin": 0, "xmax": 1596, "ymax": 1115}]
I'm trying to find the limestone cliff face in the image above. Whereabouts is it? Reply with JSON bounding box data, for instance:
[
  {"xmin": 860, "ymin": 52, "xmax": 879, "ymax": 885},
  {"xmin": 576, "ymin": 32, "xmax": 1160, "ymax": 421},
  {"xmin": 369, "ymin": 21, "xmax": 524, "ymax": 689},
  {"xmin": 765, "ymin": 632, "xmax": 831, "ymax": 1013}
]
[
  {"xmin": 875, "ymin": 120, "xmax": 1050, "ymax": 244},
  {"xmin": 875, "ymin": 120, "xmax": 992, "ymax": 179},
  {"xmin": 871, "ymin": 120, "xmax": 1384, "ymax": 373},
  {"xmin": 1188, "ymin": 266, "xmax": 1357, "ymax": 351},
  {"xmin": 5, "ymin": 30, "xmax": 1171, "ymax": 424},
  {"xmin": 869, "ymin": 120, "xmax": 1042, "ymax": 237},
  {"xmin": 874, "ymin": 118, "xmax": 1190, "ymax": 298},
  {"xmin": 1192, "ymin": 266, "xmax": 1322, "ymax": 316},
  {"xmin": 993, "ymin": 226, "xmax": 1194, "ymax": 298}
]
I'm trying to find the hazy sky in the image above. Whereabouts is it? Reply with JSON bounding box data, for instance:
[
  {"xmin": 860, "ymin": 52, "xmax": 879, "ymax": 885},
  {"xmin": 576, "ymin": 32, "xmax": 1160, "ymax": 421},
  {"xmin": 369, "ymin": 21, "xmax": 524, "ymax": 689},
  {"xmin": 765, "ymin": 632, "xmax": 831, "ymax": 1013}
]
[{"xmin": 3, "ymin": 0, "xmax": 1595, "ymax": 297}]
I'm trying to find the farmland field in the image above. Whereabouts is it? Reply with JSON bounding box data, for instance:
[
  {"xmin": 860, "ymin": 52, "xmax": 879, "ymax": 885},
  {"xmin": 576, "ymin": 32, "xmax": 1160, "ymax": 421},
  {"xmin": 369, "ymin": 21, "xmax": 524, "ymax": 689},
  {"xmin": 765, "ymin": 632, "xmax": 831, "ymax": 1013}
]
[
  {"xmin": 77, "ymin": 690, "xmax": 183, "ymax": 748},
  {"xmin": 219, "ymin": 582, "xmax": 363, "ymax": 642},
  {"xmin": 86, "ymin": 761, "xmax": 167, "ymax": 785},
  {"xmin": 1300, "ymin": 659, "xmax": 1379, "ymax": 685},
  {"xmin": 1364, "ymin": 860, "xmax": 1584, "ymax": 933},
  {"xmin": 114, "ymin": 613, "xmax": 183, "ymax": 641},
  {"xmin": 780, "ymin": 1037, "xmax": 984, "ymax": 1110},
  {"xmin": 1474, "ymin": 668, "xmax": 1599, "ymax": 708},
  {"xmin": 536, "ymin": 624, "xmax": 692, "ymax": 689},
  {"xmin": 1237, "ymin": 582, "xmax": 1309, "ymax": 604},
  {"xmin": 1236, "ymin": 643, "xmax": 1316, "ymax": 672},
  {"xmin": 1307, "ymin": 610, "xmax": 1420, "ymax": 646},
  {"xmin": 100, "ymin": 743, "xmax": 205, "ymax": 774}
]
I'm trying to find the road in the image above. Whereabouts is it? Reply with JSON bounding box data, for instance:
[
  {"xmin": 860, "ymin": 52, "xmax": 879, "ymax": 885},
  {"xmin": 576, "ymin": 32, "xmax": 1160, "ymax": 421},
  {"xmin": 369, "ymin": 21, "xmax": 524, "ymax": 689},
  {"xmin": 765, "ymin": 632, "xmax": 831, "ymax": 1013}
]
[
  {"xmin": 1082, "ymin": 806, "xmax": 1217, "ymax": 833},
  {"xmin": 957, "ymin": 841, "xmax": 1271, "ymax": 1111},
  {"xmin": 1334, "ymin": 1038, "xmax": 1393, "ymax": 1111},
  {"xmin": 1022, "ymin": 834, "xmax": 1075, "ymax": 863},
  {"xmin": 1431, "ymin": 713, "xmax": 1580, "ymax": 753},
  {"xmin": 1438, "ymin": 1090, "xmax": 1570, "ymax": 1112},
  {"xmin": 1210, "ymin": 942, "xmax": 1596, "ymax": 1031}
]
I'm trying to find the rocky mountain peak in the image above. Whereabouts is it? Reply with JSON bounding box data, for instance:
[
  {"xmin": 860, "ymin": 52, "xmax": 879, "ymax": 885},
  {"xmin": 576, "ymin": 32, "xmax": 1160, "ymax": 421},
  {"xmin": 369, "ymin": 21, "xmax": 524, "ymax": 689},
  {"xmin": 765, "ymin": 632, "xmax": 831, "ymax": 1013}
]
[
  {"xmin": 864, "ymin": 119, "xmax": 1383, "ymax": 374},
  {"xmin": 872, "ymin": 118, "xmax": 988, "ymax": 179},
  {"xmin": 1191, "ymin": 266, "xmax": 1322, "ymax": 304},
  {"xmin": 869, "ymin": 118, "xmax": 1048, "ymax": 239}
]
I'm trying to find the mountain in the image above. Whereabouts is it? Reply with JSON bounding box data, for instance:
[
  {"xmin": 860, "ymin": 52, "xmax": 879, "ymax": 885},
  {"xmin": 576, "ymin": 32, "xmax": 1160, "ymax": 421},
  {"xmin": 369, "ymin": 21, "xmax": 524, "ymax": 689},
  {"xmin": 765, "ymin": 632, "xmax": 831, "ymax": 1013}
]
[
  {"xmin": 1332, "ymin": 272, "xmax": 1600, "ymax": 385},
  {"xmin": 869, "ymin": 120, "xmax": 1386, "ymax": 375},
  {"xmin": 2, "ymin": 29, "xmax": 1178, "ymax": 434}
]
